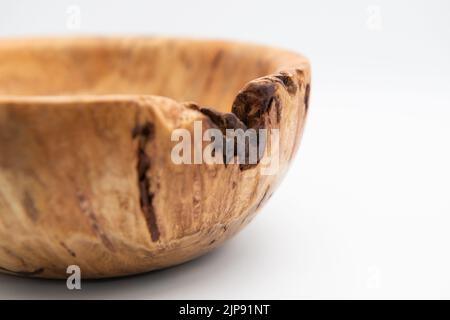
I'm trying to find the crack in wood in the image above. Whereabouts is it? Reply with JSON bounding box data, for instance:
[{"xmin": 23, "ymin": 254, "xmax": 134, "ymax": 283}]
[{"xmin": 133, "ymin": 121, "xmax": 160, "ymax": 242}]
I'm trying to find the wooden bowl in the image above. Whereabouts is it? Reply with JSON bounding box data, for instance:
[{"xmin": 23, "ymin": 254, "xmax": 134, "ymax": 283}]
[{"xmin": 0, "ymin": 37, "xmax": 310, "ymax": 278}]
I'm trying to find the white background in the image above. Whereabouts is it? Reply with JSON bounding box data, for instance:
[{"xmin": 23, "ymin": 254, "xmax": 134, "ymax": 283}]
[{"xmin": 0, "ymin": 0, "xmax": 450, "ymax": 299}]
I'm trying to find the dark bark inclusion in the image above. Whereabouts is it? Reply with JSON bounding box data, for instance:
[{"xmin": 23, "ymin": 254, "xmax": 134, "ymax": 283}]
[
  {"xmin": 196, "ymin": 76, "xmax": 293, "ymax": 171},
  {"xmin": 184, "ymin": 73, "xmax": 302, "ymax": 173},
  {"xmin": 274, "ymin": 72, "xmax": 298, "ymax": 96},
  {"xmin": 132, "ymin": 122, "xmax": 160, "ymax": 242},
  {"xmin": 304, "ymin": 83, "xmax": 310, "ymax": 113}
]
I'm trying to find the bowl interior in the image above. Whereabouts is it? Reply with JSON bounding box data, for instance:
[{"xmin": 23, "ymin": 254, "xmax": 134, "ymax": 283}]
[{"xmin": 0, "ymin": 38, "xmax": 288, "ymax": 113}]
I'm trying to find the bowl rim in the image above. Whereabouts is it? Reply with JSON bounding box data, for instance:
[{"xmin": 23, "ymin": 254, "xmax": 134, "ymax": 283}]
[{"xmin": 0, "ymin": 36, "xmax": 310, "ymax": 103}]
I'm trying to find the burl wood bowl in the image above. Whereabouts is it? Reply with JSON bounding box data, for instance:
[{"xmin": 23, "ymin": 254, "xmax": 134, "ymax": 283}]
[{"xmin": 0, "ymin": 38, "xmax": 310, "ymax": 279}]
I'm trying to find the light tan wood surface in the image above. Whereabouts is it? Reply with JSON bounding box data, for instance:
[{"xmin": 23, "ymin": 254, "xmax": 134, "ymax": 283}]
[{"xmin": 0, "ymin": 37, "xmax": 310, "ymax": 278}]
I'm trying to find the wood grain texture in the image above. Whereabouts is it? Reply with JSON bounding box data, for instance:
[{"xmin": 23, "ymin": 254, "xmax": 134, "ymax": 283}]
[{"xmin": 0, "ymin": 37, "xmax": 311, "ymax": 278}]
